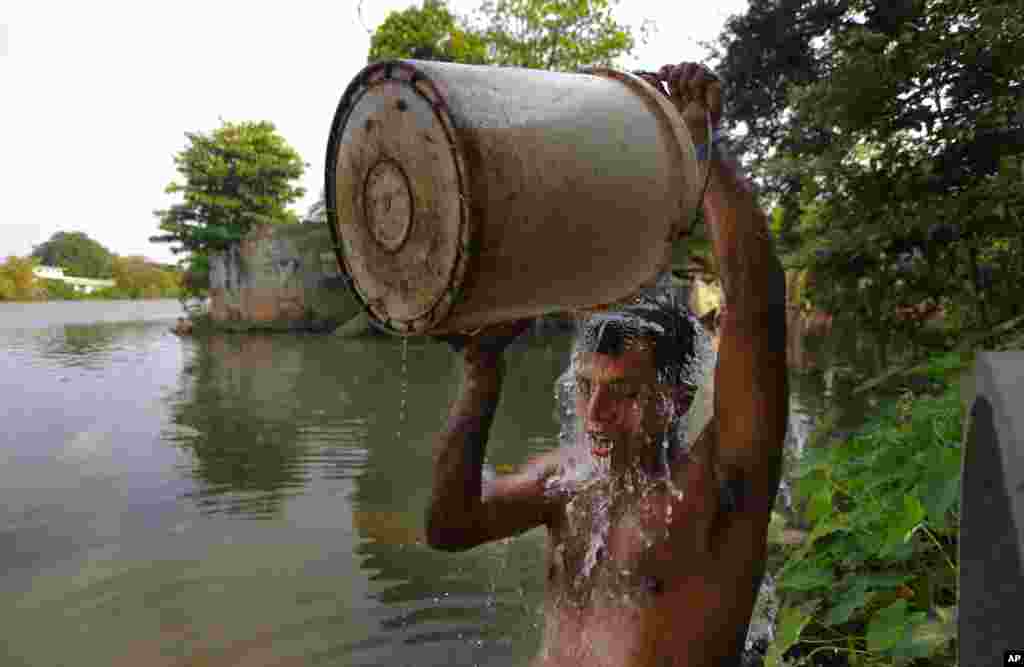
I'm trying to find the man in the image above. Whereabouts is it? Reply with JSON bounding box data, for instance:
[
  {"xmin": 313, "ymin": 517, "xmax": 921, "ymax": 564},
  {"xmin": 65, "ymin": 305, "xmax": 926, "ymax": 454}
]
[{"xmin": 425, "ymin": 62, "xmax": 789, "ymax": 667}]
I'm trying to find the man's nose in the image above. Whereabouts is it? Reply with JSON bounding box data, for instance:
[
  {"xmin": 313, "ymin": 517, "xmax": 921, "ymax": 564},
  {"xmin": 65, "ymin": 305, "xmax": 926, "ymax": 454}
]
[{"xmin": 585, "ymin": 385, "xmax": 619, "ymax": 427}]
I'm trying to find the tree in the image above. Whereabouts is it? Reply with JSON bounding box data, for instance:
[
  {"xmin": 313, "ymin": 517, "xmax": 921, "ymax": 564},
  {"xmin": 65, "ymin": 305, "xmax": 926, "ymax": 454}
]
[
  {"xmin": 710, "ymin": 0, "xmax": 1024, "ymax": 340},
  {"xmin": 368, "ymin": 0, "xmax": 488, "ymax": 64},
  {"xmin": 110, "ymin": 255, "xmax": 182, "ymax": 299},
  {"xmin": 31, "ymin": 231, "xmax": 115, "ymax": 278},
  {"xmin": 151, "ymin": 120, "xmax": 307, "ymax": 258},
  {"xmin": 476, "ymin": 0, "xmax": 639, "ymax": 71},
  {"xmin": 367, "ymin": 0, "xmax": 643, "ymax": 71},
  {"xmin": 0, "ymin": 256, "xmax": 40, "ymax": 301}
]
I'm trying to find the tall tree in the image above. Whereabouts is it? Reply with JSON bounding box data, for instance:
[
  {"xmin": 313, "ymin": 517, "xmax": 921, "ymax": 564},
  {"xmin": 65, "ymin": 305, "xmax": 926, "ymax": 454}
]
[
  {"xmin": 476, "ymin": 0, "xmax": 638, "ymax": 71},
  {"xmin": 367, "ymin": 0, "xmax": 643, "ymax": 71},
  {"xmin": 367, "ymin": 0, "xmax": 488, "ymax": 63},
  {"xmin": 151, "ymin": 120, "xmax": 306, "ymax": 257},
  {"xmin": 31, "ymin": 231, "xmax": 115, "ymax": 278},
  {"xmin": 711, "ymin": 0, "xmax": 1023, "ymax": 335}
]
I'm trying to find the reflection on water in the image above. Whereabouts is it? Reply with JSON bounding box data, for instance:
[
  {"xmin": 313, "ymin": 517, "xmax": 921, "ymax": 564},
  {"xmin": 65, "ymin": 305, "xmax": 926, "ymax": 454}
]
[{"xmin": 0, "ymin": 301, "xmax": 906, "ymax": 666}]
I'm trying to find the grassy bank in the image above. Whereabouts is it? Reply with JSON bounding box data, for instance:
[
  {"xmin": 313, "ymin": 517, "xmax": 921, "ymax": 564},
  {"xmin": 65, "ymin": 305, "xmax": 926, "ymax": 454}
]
[
  {"xmin": 40, "ymin": 279, "xmax": 182, "ymax": 301},
  {"xmin": 766, "ymin": 350, "xmax": 971, "ymax": 667}
]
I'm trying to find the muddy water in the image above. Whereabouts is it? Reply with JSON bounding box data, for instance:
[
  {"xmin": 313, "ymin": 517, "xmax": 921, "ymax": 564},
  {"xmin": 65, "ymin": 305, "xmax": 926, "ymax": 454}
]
[{"xmin": 0, "ymin": 301, "xmax": 891, "ymax": 666}]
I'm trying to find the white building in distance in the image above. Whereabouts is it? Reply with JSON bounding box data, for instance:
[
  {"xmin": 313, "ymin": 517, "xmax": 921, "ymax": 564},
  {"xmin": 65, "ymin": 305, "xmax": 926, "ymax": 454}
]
[{"xmin": 32, "ymin": 266, "xmax": 116, "ymax": 294}]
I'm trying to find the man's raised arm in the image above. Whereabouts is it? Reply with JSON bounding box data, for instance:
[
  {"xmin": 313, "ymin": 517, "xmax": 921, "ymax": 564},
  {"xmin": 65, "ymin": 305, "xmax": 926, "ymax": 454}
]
[
  {"xmin": 425, "ymin": 322, "xmax": 559, "ymax": 551},
  {"xmin": 651, "ymin": 63, "xmax": 789, "ymax": 501}
]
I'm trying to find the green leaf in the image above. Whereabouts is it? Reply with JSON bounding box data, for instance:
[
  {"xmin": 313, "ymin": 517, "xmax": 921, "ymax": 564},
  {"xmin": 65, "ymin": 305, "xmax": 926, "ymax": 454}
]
[
  {"xmin": 806, "ymin": 484, "xmax": 834, "ymax": 524},
  {"xmin": 867, "ymin": 599, "xmax": 910, "ymax": 652},
  {"xmin": 824, "ymin": 582, "xmax": 871, "ymax": 626},
  {"xmin": 890, "ymin": 610, "xmax": 953, "ymax": 658},
  {"xmin": 779, "ymin": 562, "xmax": 835, "ymax": 592},
  {"xmin": 792, "ymin": 514, "xmax": 848, "ymax": 560},
  {"xmin": 920, "ymin": 450, "xmax": 962, "ymax": 521},
  {"xmin": 881, "ymin": 494, "xmax": 926, "ymax": 556},
  {"xmin": 794, "ymin": 470, "xmax": 829, "ymax": 502},
  {"xmin": 854, "ymin": 572, "xmax": 913, "ymax": 589}
]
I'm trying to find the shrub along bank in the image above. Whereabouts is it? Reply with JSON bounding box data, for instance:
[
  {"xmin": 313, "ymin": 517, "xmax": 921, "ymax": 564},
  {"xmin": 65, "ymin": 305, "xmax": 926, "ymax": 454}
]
[{"xmin": 766, "ymin": 351, "xmax": 971, "ymax": 667}]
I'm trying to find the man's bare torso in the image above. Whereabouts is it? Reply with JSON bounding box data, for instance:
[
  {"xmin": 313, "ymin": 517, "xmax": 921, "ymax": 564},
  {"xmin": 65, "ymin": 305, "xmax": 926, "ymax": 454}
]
[{"xmin": 531, "ymin": 425, "xmax": 769, "ymax": 667}]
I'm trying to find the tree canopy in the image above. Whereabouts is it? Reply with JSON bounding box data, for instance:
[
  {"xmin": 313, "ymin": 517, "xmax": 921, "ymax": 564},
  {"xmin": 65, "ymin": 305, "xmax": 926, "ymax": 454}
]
[
  {"xmin": 708, "ymin": 3, "xmax": 1022, "ymax": 661},
  {"xmin": 151, "ymin": 120, "xmax": 307, "ymax": 257},
  {"xmin": 111, "ymin": 256, "xmax": 182, "ymax": 299},
  {"xmin": 31, "ymin": 231, "xmax": 115, "ymax": 279},
  {"xmin": 367, "ymin": 0, "xmax": 642, "ymax": 71},
  {"xmin": 710, "ymin": 0, "xmax": 1023, "ymax": 341},
  {"xmin": 367, "ymin": 0, "xmax": 489, "ymax": 64},
  {"xmin": 476, "ymin": 0, "xmax": 638, "ymax": 71}
]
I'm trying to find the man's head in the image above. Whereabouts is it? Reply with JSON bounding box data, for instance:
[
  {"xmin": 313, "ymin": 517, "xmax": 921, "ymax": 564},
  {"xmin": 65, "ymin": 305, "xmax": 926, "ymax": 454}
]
[{"xmin": 569, "ymin": 296, "xmax": 709, "ymax": 469}]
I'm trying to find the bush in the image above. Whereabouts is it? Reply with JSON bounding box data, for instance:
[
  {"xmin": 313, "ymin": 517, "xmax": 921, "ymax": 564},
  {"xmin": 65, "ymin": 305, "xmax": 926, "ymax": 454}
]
[
  {"xmin": 767, "ymin": 352, "xmax": 966, "ymax": 667},
  {"xmin": 41, "ymin": 279, "xmax": 85, "ymax": 301}
]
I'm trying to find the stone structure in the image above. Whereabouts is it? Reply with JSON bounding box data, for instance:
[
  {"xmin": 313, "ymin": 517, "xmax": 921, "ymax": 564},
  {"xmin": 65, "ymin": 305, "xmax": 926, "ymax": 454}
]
[{"xmin": 208, "ymin": 224, "xmax": 362, "ymax": 332}]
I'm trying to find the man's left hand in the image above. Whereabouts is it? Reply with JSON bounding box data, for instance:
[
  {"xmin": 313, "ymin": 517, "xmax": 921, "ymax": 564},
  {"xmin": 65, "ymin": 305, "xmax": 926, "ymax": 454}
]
[{"xmin": 638, "ymin": 63, "xmax": 723, "ymax": 146}]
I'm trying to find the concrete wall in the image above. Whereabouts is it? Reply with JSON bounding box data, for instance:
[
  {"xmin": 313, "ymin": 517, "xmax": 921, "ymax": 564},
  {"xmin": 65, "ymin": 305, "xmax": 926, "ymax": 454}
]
[{"xmin": 208, "ymin": 224, "xmax": 362, "ymax": 332}]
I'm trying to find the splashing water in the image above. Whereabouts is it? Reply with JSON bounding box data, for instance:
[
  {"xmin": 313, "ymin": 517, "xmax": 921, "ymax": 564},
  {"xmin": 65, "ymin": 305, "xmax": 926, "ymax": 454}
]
[
  {"xmin": 549, "ymin": 272, "xmax": 718, "ymax": 583},
  {"xmin": 577, "ymin": 492, "xmax": 611, "ymax": 586},
  {"xmin": 554, "ymin": 272, "xmax": 716, "ymax": 471}
]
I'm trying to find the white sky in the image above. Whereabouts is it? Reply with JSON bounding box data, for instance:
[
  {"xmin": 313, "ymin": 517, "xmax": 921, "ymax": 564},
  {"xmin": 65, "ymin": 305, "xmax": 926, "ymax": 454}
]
[{"xmin": 0, "ymin": 1, "xmax": 746, "ymax": 265}]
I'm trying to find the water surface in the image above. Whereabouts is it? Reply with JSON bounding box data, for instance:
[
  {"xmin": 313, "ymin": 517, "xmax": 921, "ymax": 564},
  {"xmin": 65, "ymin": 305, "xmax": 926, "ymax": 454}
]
[{"xmin": 0, "ymin": 300, "xmax": 886, "ymax": 666}]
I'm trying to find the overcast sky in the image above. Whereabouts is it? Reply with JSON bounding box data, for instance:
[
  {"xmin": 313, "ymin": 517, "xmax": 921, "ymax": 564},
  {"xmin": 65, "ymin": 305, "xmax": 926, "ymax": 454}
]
[{"xmin": 0, "ymin": 0, "xmax": 746, "ymax": 265}]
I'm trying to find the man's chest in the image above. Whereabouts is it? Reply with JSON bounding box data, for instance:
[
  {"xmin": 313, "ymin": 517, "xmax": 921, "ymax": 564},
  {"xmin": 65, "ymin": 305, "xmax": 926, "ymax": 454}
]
[{"xmin": 547, "ymin": 482, "xmax": 717, "ymax": 605}]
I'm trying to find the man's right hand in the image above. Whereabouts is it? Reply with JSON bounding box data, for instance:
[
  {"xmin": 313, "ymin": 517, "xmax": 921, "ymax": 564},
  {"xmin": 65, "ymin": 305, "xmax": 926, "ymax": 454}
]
[{"xmin": 435, "ymin": 319, "xmax": 533, "ymax": 368}]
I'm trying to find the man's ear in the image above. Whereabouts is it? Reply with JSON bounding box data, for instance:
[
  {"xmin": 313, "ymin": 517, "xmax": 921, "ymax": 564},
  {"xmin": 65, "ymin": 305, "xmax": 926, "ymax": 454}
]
[{"xmin": 698, "ymin": 308, "xmax": 718, "ymax": 332}]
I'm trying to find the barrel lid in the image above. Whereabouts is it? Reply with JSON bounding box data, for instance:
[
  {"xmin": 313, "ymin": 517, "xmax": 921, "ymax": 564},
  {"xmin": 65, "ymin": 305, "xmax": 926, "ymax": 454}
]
[{"xmin": 326, "ymin": 61, "xmax": 470, "ymax": 335}]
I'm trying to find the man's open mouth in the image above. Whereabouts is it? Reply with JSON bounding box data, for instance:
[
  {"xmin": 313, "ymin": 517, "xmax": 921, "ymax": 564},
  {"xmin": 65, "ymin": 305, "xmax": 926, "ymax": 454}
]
[{"xmin": 589, "ymin": 434, "xmax": 615, "ymax": 458}]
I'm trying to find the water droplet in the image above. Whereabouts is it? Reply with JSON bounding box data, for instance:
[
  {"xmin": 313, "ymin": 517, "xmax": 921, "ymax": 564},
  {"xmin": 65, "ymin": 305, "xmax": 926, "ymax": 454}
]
[{"xmin": 397, "ymin": 337, "xmax": 409, "ymax": 440}]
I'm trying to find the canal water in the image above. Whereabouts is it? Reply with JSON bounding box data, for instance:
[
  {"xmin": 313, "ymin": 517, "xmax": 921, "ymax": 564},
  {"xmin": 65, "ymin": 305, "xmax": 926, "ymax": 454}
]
[{"xmin": 0, "ymin": 300, "xmax": 891, "ymax": 666}]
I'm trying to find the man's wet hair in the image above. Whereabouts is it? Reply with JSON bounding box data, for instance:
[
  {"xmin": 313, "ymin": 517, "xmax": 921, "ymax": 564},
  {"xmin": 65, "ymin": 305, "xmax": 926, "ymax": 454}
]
[{"xmin": 574, "ymin": 295, "xmax": 707, "ymax": 390}]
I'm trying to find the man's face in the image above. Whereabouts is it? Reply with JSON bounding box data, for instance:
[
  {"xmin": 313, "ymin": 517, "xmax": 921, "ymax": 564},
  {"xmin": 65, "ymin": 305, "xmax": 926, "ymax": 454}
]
[{"xmin": 573, "ymin": 347, "xmax": 693, "ymax": 464}]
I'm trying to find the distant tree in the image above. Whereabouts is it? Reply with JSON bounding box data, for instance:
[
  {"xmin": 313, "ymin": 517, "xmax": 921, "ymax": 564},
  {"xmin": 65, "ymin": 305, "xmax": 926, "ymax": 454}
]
[
  {"xmin": 367, "ymin": 0, "xmax": 644, "ymax": 71},
  {"xmin": 477, "ymin": 0, "xmax": 640, "ymax": 71},
  {"xmin": 0, "ymin": 256, "xmax": 40, "ymax": 301},
  {"xmin": 367, "ymin": 0, "xmax": 488, "ymax": 64},
  {"xmin": 111, "ymin": 255, "xmax": 182, "ymax": 299},
  {"xmin": 150, "ymin": 120, "xmax": 307, "ymax": 258},
  {"xmin": 31, "ymin": 231, "xmax": 115, "ymax": 279}
]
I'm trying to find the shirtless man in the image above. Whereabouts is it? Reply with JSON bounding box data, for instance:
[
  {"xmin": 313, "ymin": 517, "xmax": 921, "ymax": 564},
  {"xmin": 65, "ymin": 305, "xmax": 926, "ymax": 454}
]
[{"xmin": 425, "ymin": 62, "xmax": 788, "ymax": 667}]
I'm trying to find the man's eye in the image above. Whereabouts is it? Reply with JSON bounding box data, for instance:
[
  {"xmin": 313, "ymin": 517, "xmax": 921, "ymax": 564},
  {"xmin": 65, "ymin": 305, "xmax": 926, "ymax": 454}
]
[{"xmin": 575, "ymin": 378, "xmax": 591, "ymax": 397}]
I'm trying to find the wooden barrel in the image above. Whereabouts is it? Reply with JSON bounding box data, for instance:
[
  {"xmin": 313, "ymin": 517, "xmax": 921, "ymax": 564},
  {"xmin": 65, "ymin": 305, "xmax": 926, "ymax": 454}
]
[{"xmin": 326, "ymin": 60, "xmax": 701, "ymax": 336}]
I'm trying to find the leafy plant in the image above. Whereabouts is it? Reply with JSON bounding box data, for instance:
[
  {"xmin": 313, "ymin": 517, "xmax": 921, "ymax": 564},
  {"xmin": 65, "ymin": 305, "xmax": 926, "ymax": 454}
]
[{"xmin": 769, "ymin": 352, "xmax": 964, "ymax": 666}]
